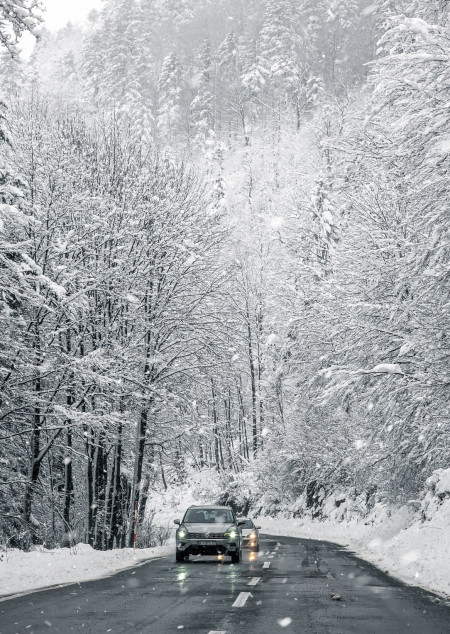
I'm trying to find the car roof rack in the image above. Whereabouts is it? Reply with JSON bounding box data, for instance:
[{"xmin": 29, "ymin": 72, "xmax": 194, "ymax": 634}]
[{"xmin": 186, "ymin": 504, "xmax": 232, "ymax": 510}]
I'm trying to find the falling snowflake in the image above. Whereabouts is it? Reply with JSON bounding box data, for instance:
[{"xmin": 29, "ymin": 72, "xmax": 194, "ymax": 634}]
[{"xmin": 277, "ymin": 617, "xmax": 292, "ymax": 627}]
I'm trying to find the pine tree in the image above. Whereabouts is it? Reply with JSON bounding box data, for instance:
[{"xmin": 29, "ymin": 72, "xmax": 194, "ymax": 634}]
[
  {"xmin": 190, "ymin": 39, "xmax": 215, "ymax": 151},
  {"xmin": 321, "ymin": 0, "xmax": 360, "ymax": 84},
  {"xmin": 161, "ymin": 0, "xmax": 194, "ymax": 26},
  {"xmin": 241, "ymin": 38, "xmax": 267, "ymax": 97},
  {"xmin": 0, "ymin": 51, "xmax": 23, "ymax": 95},
  {"xmin": 83, "ymin": 0, "xmax": 157, "ymax": 143},
  {"xmin": 217, "ymin": 31, "xmax": 240, "ymax": 79},
  {"xmin": 157, "ymin": 52, "xmax": 183, "ymax": 144},
  {"xmin": 258, "ymin": 0, "xmax": 303, "ymax": 94}
]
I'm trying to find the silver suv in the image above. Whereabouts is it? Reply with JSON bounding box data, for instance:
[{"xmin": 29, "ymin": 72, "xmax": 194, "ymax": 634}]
[{"xmin": 174, "ymin": 505, "xmax": 243, "ymax": 563}]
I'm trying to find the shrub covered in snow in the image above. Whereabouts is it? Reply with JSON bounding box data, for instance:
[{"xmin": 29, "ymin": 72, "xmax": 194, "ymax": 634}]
[{"xmin": 421, "ymin": 468, "xmax": 450, "ymax": 520}]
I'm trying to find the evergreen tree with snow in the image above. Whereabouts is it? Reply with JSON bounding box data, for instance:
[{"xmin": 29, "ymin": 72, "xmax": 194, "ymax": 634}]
[
  {"xmin": 258, "ymin": 0, "xmax": 303, "ymax": 94},
  {"xmin": 241, "ymin": 38, "xmax": 267, "ymax": 98},
  {"xmin": 160, "ymin": 0, "xmax": 194, "ymax": 26},
  {"xmin": 217, "ymin": 31, "xmax": 240, "ymax": 79},
  {"xmin": 190, "ymin": 38, "xmax": 215, "ymax": 151},
  {"xmin": 157, "ymin": 52, "xmax": 183, "ymax": 145}
]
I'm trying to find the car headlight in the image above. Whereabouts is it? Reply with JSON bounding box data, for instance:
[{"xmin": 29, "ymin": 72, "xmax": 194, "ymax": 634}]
[
  {"xmin": 177, "ymin": 528, "xmax": 187, "ymax": 538},
  {"xmin": 249, "ymin": 532, "xmax": 256, "ymax": 539},
  {"xmin": 225, "ymin": 530, "xmax": 237, "ymax": 539}
]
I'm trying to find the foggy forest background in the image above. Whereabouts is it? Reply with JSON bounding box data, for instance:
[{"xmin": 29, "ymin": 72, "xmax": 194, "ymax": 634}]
[{"xmin": 0, "ymin": 0, "xmax": 449, "ymax": 550}]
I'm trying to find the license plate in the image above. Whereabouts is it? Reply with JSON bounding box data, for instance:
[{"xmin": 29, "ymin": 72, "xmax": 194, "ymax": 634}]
[{"xmin": 198, "ymin": 540, "xmax": 216, "ymax": 546}]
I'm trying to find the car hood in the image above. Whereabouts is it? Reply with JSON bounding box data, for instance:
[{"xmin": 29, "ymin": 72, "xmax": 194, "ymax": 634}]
[
  {"xmin": 241, "ymin": 529, "xmax": 255, "ymax": 536},
  {"xmin": 184, "ymin": 523, "xmax": 235, "ymax": 533}
]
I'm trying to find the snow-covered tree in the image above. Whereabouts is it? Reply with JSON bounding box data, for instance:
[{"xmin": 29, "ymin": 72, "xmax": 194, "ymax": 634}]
[
  {"xmin": 259, "ymin": 0, "xmax": 303, "ymax": 93},
  {"xmin": 190, "ymin": 38, "xmax": 215, "ymax": 151},
  {"xmin": 0, "ymin": 0, "xmax": 42, "ymax": 56},
  {"xmin": 310, "ymin": 176, "xmax": 338, "ymax": 276},
  {"xmin": 157, "ymin": 52, "xmax": 183, "ymax": 144}
]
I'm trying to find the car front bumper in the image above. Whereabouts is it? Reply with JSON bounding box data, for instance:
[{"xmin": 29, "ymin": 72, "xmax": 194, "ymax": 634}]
[{"xmin": 176, "ymin": 538, "xmax": 240, "ymax": 556}]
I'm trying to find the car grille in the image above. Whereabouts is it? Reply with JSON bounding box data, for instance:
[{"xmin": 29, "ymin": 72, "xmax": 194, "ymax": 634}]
[{"xmin": 188, "ymin": 532, "xmax": 225, "ymax": 539}]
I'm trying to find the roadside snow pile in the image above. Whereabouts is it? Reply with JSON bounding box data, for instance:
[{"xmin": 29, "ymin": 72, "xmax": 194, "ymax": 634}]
[
  {"xmin": 259, "ymin": 468, "xmax": 450, "ymax": 597},
  {"xmin": 0, "ymin": 541, "xmax": 172, "ymax": 598}
]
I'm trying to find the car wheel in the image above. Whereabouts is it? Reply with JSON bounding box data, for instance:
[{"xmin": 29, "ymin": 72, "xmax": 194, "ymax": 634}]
[
  {"xmin": 231, "ymin": 550, "xmax": 240, "ymax": 564},
  {"xmin": 253, "ymin": 543, "xmax": 260, "ymax": 552},
  {"xmin": 176, "ymin": 551, "xmax": 185, "ymax": 563}
]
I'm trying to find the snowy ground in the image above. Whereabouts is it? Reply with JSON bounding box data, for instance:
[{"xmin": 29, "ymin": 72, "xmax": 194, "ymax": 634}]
[
  {"xmin": 0, "ymin": 542, "xmax": 172, "ymax": 599},
  {"xmin": 258, "ymin": 507, "xmax": 450, "ymax": 598},
  {"xmin": 0, "ymin": 475, "xmax": 202, "ymax": 600},
  {"xmin": 258, "ymin": 487, "xmax": 450, "ymax": 598}
]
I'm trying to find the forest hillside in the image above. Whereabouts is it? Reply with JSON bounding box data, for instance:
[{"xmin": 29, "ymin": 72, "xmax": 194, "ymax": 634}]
[{"xmin": 0, "ymin": 0, "xmax": 449, "ymax": 551}]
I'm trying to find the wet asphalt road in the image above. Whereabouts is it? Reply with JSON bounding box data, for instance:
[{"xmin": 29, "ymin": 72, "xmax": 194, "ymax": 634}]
[{"xmin": 0, "ymin": 535, "xmax": 449, "ymax": 634}]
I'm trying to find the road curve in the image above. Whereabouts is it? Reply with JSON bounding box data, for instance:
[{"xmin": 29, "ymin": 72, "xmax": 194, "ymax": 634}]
[{"xmin": 0, "ymin": 535, "xmax": 449, "ymax": 633}]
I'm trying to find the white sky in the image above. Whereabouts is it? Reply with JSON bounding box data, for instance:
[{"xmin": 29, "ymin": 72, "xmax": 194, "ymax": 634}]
[
  {"xmin": 41, "ymin": 0, "xmax": 103, "ymax": 30},
  {"xmin": 19, "ymin": 0, "xmax": 103, "ymax": 58}
]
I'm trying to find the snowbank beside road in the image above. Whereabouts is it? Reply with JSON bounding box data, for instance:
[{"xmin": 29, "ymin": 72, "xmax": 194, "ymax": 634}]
[
  {"xmin": 258, "ymin": 470, "xmax": 450, "ymax": 597},
  {"xmin": 0, "ymin": 469, "xmax": 214, "ymax": 600},
  {"xmin": 146, "ymin": 466, "xmax": 450, "ymax": 597},
  {"xmin": 259, "ymin": 504, "xmax": 450, "ymax": 597},
  {"xmin": 0, "ymin": 542, "xmax": 172, "ymax": 599}
]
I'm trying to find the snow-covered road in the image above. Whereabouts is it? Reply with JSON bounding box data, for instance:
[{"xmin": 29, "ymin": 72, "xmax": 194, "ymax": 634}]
[{"xmin": 0, "ymin": 535, "xmax": 449, "ymax": 633}]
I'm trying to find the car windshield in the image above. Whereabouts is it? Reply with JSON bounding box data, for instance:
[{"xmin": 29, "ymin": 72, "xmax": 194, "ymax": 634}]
[
  {"xmin": 240, "ymin": 519, "xmax": 254, "ymax": 529},
  {"xmin": 183, "ymin": 508, "xmax": 234, "ymax": 523}
]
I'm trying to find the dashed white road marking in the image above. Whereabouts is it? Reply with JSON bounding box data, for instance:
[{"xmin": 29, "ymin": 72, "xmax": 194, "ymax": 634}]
[
  {"xmin": 263, "ymin": 562, "xmax": 270, "ymax": 569},
  {"xmin": 266, "ymin": 550, "xmax": 271, "ymax": 555},
  {"xmin": 270, "ymin": 551, "xmax": 276, "ymax": 555},
  {"xmin": 247, "ymin": 577, "xmax": 261, "ymax": 586},
  {"xmin": 232, "ymin": 592, "xmax": 252, "ymax": 607},
  {"xmin": 268, "ymin": 555, "xmax": 274, "ymax": 559}
]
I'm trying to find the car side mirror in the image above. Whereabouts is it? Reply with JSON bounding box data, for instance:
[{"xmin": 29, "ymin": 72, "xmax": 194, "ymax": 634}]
[
  {"xmin": 256, "ymin": 526, "xmax": 261, "ymax": 530},
  {"xmin": 174, "ymin": 519, "xmax": 180, "ymax": 525}
]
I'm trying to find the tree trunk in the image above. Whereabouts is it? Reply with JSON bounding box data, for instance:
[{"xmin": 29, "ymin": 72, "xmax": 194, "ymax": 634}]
[
  {"xmin": 62, "ymin": 327, "xmax": 75, "ymax": 547},
  {"xmin": 85, "ymin": 426, "xmax": 95, "ymax": 545},
  {"xmin": 256, "ymin": 289, "xmax": 265, "ymax": 447},
  {"xmin": 109, "ymin": 419, "xmax": 123, "ymax": 549},
  {"xmin": 237, "ymin": 376, "xmax": 249, "ymax": 461},
  {"xmin": 23, "ymin": 332, "xmax": 42, "ymax": 542},
  {"xmin": 128, "ymin": 405, "xmax": 150, "ymax": 547},
  {"xmin": 245, "ymin": 301, "xmax": 258, "ymax": 459},
  {"xmin": 159, "ymin": 449, "xmax": 167, "ymax": 491},
  {"xmin": 211, "ymin": 379, "xmax": 221, "ymax": 471},
  {"xmin": 62, "ymin": 428, "xmax": 74, "ymax": 546}
]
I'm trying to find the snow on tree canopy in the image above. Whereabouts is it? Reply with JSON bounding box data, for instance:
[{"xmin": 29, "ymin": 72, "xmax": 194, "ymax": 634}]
[
  {"xmin": 0, "ymin": 0, "xmax": 448, "ymax": 578},
  {"xmin": 366, "ymin": 364, "xmax": 404, "ymax": 375}
]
